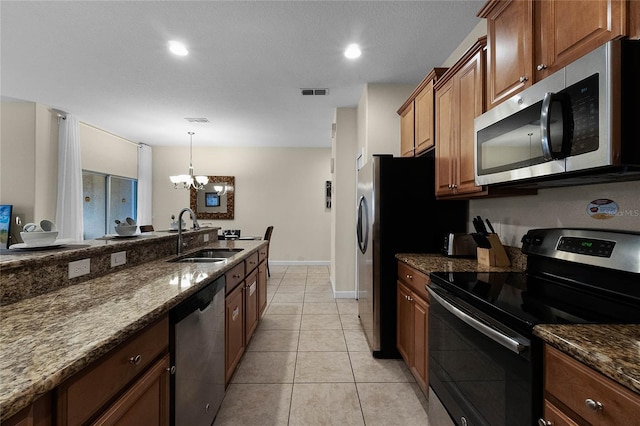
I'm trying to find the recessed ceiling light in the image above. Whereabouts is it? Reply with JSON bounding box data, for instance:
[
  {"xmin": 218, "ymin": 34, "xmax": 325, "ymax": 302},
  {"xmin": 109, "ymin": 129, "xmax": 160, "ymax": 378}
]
[
  {"xmin": 344, "ymin": 43, "xmax": 361, "ymax": 59},
  {"xmin": 168, "ymin": 40, "xmax": 189, "ymax": 56}
]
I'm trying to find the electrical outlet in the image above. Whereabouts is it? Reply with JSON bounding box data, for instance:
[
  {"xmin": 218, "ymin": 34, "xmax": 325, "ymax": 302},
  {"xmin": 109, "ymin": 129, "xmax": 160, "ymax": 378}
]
[
  {"xmin": 203, "ymin": 234, "xmax": 209, "ymax": 242},
  {"xmin": 111, "ymin": 251, "xmax": 127, "ymax": 268},
  {"xmin": 69, "ymin": 258, "xmax": 90, "ymax": 279}
]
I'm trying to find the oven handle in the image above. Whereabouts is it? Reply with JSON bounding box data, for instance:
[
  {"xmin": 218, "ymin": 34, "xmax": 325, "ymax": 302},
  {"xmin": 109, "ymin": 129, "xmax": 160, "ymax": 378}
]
[{"xmin": 427, "ymin": 286, "xmax": 528, "ymax": 354}]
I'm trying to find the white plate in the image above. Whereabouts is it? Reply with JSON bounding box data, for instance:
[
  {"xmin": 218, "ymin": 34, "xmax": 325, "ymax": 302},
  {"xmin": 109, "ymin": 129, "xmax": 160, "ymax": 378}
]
[{"xmin": 10, "ymin": 239, "xmax": 74, "ymax": 250}]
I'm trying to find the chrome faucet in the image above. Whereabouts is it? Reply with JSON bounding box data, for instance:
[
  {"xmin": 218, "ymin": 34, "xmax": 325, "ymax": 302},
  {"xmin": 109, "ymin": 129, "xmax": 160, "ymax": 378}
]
[{"xmin": 177, "ymin": 207, "xmax": 200, "ymax": 255}]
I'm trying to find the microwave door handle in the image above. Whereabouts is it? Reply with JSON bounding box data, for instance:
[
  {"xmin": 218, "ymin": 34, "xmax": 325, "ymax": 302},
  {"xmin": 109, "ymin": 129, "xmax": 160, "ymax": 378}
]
[
  {"xmin": 540, "ymin": 92, "xmax": 573, "ymax": 160},
  {"xmin": 427, "ymin": 286, "xmax": 528, "ymax": 354}
]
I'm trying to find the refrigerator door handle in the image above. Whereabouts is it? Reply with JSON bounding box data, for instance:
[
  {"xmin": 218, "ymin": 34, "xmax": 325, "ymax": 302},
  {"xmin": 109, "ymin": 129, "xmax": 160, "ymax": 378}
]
[{"xmin": 357, "ymin": 195, "xmax": 369, "ymax": 254}]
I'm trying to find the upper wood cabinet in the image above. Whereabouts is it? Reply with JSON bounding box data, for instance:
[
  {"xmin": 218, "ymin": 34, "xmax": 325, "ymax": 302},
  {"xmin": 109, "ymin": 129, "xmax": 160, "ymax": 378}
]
[
  {"xmin": 435, "ymin": 38, "xmax": 487, "ymax": 198},
  {"xmin": 479, "ymin": 0, "xmax": 628, "ymax": 108},
  {"xmin": 398, "ymin": 68, "xmax": 447, "ymax": 157},
  {"xmin": 479, "ymin": 0, "xmax": 534, "ymax": 110}
]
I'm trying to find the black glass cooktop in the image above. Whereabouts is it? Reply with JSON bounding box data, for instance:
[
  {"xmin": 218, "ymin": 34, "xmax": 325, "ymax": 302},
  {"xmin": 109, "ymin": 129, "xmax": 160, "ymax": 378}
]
[{"xmin": 429, "ymin": 271, "xmax": 640, "ymax": 335}]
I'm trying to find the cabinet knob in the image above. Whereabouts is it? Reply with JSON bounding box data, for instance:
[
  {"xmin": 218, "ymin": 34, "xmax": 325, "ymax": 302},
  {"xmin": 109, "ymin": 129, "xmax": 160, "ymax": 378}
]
[
  {"xmin": 537, "ymin": 64, "xmax": 548, "ymax": 71},
  {"xmin": 537, "ymin": 419, "xmax": 553, "ymax": 426},
  {"xmin": 406, "ymin": 274, "xmax": 412, "ymax": 280},
  {"xmin": 519, "ymin": 76, "xmax": 529, "ymax": 83},
  {"xmin": 129, "ymin": 354, "xmax": 142, "ymax": 365},
  {"xmin": 585, "ymin": 398, "xmax": 604, "ymax": 412},
  {"xmin": 167, "ymin": 365, "xmax": 176, "ymax": 374}
]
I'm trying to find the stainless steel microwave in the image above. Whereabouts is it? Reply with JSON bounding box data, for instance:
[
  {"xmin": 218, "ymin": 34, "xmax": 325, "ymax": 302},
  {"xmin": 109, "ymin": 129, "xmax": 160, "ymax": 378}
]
[{"xmin": 474, "ymin": 40, "xmax": 640, "ymax": 187}]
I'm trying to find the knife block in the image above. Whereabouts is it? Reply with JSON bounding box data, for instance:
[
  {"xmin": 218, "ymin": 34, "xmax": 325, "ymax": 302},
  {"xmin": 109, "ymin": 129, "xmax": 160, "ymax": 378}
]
[{"xmin": 477, "ymin": 234, "xmax": 511, "ymax": 267}]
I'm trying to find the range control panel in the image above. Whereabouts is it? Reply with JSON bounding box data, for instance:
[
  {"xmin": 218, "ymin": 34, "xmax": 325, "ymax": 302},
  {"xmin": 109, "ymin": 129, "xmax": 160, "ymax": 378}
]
[{"xmin": 557, "ymin": 237, "xmax": 615, "ymax": 257}]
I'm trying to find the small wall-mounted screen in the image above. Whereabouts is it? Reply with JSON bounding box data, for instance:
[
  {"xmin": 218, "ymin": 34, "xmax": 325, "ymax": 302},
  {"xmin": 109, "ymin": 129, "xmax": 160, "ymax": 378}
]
[
  {"xmin": 0, "ymin": 204, "xmax": 13, "ymax": 249},
  {"xmin": 205, "ymin": 192, "xmax": 220, "ymax": 207}
]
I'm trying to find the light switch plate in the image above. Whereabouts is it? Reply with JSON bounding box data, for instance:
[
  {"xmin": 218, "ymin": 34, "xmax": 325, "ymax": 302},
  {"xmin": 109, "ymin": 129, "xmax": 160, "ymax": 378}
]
[
  {"xmin": 69, "ymin": 258, "xmax": 90, "ymax": 279},
  {"xmin": 111, "ymin": 251, "xmax": 127, "ymax": 267},
  {"xmin": 203, "ymin": 234, "xmax": 209, "ymax": 242}
]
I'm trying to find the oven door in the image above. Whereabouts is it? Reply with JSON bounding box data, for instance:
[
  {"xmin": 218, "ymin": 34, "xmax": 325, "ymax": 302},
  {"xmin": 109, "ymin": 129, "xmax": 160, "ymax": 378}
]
[{"xmin": 428, "ymin": 283, "xmax": 537, "ymax": 426}]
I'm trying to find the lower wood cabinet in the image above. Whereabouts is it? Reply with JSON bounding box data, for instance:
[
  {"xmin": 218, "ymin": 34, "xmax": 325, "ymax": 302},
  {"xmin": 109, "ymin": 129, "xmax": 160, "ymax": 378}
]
[
  {"xmin": 244, "ymin": 269, "xmax": 259, "ymax": 344},
  {"xmin": 225, "ymin": 282, "xmax": 245, "ymax": 384},
  {"xmin": 56, "ymin": 316, "xmax": 169, "ymax": 425},
  {"xmin": 3, "ymin": 393, "xmax": 53, "ymax": 426},
  {"xmin": 542, "ymin": 344, "xmax": 640, "ymax": 426},
  {"xmin": 396, "ymin": 262, "xmax": 430, "ymax": 396},
  {"xmin": 258, "ymin": 261, "xmax": 267, "ymax": 316}
]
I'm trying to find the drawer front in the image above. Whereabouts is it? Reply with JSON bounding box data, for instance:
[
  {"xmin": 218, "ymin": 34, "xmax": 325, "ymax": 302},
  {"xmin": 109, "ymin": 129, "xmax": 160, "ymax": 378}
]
[
  {"xmin": 57, "ymin": 316, "xmax": 169, "ymax": 425},
  {"xmin": 258, "ymin": 245, "xmax": 268, "ymax": 263},
  {"xmin": 397, "ymin": 262, "xmax": 429, "ymax": 300},
  {"xmin": 545, "ymin": 344, "xmax": 640, "ymax": 426},
  {"xmin": 226, "ymin": 262, "xmax": 246, "ymax": 294},
  {"xmin": 542, "ymin": 399, "xmax": 579, "ymax": 426},
  {"xmin": 245, "ymin": 252, "xmax": 259, "ymax": 273}
]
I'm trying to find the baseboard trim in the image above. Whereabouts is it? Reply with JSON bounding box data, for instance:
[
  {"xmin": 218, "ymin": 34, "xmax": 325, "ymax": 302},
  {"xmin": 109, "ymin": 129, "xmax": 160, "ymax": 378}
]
[
  {"xmin": 270, "ymin": 260, "xmax": 330, "ymax": 266},
  {"xmin": 333, "ymin": 290, "xmax": 357, "ymax": 299}
]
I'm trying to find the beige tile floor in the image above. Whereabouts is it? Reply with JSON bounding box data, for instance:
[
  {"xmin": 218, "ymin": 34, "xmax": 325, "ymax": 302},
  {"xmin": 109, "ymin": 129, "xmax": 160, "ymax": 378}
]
[{"xmin": 214, "ymin": 265, "xmax": 432, "ymax": 426}]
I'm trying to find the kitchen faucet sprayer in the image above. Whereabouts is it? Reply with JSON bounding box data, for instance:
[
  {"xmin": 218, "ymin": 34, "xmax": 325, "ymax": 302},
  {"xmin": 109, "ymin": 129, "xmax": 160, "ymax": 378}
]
[{"xmin": 176, "ymin": 207, "xmax": 200, "ymax": 255}]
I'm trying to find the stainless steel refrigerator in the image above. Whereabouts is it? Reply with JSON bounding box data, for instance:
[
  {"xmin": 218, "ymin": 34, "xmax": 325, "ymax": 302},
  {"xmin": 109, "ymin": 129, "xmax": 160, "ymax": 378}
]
[{"xmin": 356, "ymin": 154, "xmax": 467, "ymax": 358}]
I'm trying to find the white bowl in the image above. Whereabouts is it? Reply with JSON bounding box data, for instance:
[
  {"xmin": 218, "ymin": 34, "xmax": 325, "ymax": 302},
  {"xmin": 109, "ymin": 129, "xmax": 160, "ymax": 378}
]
[
  {"xmin": 20, "ymin": 231, "xmax": 58, "ymax": 246},
  {"xmin": 115, "ymin": 225, "xmax": 137, "ymax": 236}
]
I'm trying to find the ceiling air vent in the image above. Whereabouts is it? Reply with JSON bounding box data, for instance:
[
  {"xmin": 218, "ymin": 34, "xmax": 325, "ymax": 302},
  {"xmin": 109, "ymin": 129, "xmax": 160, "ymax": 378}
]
[
  {"xmin": 301, "ymin": 88, "xmax": 329, "ymax": 96},
  {"xmin": 184, "ymin": 118, "xmax": 210, "ymax": 123}
]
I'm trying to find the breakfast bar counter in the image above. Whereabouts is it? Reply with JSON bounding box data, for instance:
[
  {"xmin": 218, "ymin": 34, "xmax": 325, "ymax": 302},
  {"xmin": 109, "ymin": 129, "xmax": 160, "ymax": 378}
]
[{"xmin": 0, "ymin": 236, "xmax": 266, "ymax": 421}]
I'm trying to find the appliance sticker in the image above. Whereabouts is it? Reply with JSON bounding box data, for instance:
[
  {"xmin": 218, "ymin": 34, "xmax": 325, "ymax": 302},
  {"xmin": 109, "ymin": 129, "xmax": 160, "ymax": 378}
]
[{"xmin": 587, "ymin": 199, "xmax": 618, "ymax": 220}]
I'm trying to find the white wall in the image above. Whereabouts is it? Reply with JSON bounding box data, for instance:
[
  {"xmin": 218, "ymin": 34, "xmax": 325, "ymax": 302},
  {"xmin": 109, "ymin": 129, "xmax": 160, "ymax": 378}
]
[
  {"xmin": 152, "ymin": 146, "xmax": 332, "ymax": 263},
  {"xmin": 331, "ymin": 107, "xmax": 358, "ymax": 297},
  {"xmin": 80, "ymin": 123, "xmax": 137, "ymax": 179}
]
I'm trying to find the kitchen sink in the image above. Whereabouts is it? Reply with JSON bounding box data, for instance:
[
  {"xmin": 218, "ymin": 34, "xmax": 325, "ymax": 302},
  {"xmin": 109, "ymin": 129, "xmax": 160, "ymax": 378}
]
[{"xmin": 169, "ymin": 248, "xmax": 244, "ymax": 263}]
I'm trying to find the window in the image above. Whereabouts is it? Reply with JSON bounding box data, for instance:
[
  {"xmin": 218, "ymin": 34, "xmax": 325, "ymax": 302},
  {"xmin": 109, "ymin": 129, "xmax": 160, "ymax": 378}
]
[{"xmin": 82, "ymin": 171, "xmax": 137, "ymax": 239}]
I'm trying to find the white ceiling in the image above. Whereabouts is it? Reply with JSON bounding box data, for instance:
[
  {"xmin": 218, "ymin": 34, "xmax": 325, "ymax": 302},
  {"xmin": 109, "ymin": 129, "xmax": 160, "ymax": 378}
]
[{"xmin": 1, "ymin": 1, "xmax": 482, "ymax": 148}]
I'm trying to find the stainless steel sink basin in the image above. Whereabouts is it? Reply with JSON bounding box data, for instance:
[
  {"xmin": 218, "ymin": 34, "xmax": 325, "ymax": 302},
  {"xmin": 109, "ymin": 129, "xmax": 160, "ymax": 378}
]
[{"xmin": 169, "ymin": 248, "xmax": 244, "ymax": 263}]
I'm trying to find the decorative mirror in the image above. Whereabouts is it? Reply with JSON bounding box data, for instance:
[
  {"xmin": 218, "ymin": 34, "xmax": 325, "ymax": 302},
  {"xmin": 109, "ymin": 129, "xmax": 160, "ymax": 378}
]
[{"xmin": 190, "ymin": 176, "xmax": 235, "ymax": 220}]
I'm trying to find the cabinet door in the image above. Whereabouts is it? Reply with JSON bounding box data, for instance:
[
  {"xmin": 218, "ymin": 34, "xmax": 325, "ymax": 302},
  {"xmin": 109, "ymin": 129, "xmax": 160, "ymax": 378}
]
[
  {"xmin": 3, "ymin": 393, "xmax": 52, "ymax": 426},
  {"xmin": 396, "ymin": 281, "xmax": 413, "ymax": 364},
  {"xmin": 484, "ymin": 0, "xmax": 534, "ymax": 108},
  {"xmin": 245, "ymin": 270, "xmax": 259, "ymax": 344},
  {"xmin": 225, "ymin": 284, "xmax": 245, "ymax": 383},
  {"xmin": 541, "ymin": 400, "xmax": 579, "ymax": 426},
  {"xmin": 536, "ymin": 0, "xmax": 626, "ymax": 78},
  {"xmin": 400, "ymin": 102, "xmax": 415, "ymax": 157},
  {"xmin": 411, "ymin": 294, "xmax": 429, "ymax": 394},
  {"xmin": 455, "ymin": 50, "xmax": 485, "ymax": 196},
  {"xmin": 258, "ymin": 261, "xmax": 267, "ymax": 316},
  {"xmin": 92, "ymin": 355, "xmax": 170, "ymax": 426},
  {"xmin": 415, "ymin": 80, "xmax": 436, "ymax": 155},
  {"xmin": 435, "ymin": 78, "xmax": 456, "ymax": 197}
]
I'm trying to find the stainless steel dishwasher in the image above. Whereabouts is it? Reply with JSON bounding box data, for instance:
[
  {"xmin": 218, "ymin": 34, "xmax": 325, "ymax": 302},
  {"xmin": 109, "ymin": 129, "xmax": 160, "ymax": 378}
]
[{"xmin": 172, "ymin": 275, "xmax": 225, "ymax": 426}]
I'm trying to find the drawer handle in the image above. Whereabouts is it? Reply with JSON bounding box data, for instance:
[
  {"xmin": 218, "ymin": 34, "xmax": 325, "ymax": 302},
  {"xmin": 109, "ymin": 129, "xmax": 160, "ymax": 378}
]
[
  {"xmin": 406, "ymin": 274, "xmax": 413, "ymax": 280},
  {"xmin": 129, "ymin": 354, "xmax": 142, "ymax": 365},
  {"xmin": 537, "ymin": 419, "xmax": 552, "ymax": 426},
  {"xmin": 585, "ymin": 398, "xmax": 603, "ymax": 412},
  {"xmin": 233, "ymin": 274, "xmax": 241, "ymax": 279},
  {"xmin": 167, "ymin": 366, "xmax": 176, "ymax": 374},
  {"xmin": 232, "ymin": 306, "xmax": 240, "ymax": 320}
]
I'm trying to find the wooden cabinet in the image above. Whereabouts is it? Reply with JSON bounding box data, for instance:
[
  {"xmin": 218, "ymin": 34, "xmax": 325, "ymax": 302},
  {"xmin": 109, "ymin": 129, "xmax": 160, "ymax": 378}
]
[
  {"xmin": 225, "ymin": 282, "xmax": 245, "ymax": 384},
  {"xmin": 4, "ymin": 393, "xmax": 52, "ymax": 426},
  {"xmin": 398, "ymin": 68, "xmax": 447, "ymax": 157},
  {"xmin": 92, "ymin": 354, "xmax": 170, "ymax": 426},
  {"xmin": 56, "ymin": 316, "xmax": 169, "ymax": 425},
  {"xmin": 258, "ymin": 261, "xmax": 267, "ymax": 316},
  {"xmin": 480, "ymin": 0, "xmax": 628, "ymax": 108},
  {"xmin": 245, "ymin": 269, "xmax": 259, "ymax": 344},
  {"xmin": 479, "ymin": 0, "xmax": 534, "ymax": 109},
  {"xmin": 435, "ymin": 38, "xmax": 487, "ymax": 198},
  {"xmin": 541, "ymin": 344, "xmax": 640, "ymax": 426},
  {"xmin": 396, "ymin": 262, "xmax": 430, "ymax": 396}
]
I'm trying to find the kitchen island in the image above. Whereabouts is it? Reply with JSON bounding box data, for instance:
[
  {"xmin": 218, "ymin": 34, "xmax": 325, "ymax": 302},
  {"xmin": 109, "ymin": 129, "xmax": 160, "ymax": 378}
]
[{"xmin": 0, "ymin": 233, "xmax": 267, "ymax": 421}]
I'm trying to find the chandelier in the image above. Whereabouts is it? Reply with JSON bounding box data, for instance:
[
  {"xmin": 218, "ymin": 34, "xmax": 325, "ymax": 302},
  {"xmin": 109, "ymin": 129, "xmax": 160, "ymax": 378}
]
[{"xmin": 170, "ymin": 131, "xmax": 209, "ymax": 190}]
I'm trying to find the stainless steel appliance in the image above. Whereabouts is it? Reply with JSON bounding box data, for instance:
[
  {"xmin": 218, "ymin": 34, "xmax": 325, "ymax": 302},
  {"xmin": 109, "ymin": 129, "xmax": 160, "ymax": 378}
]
[
  {"xmin": 428, "ymin": 228, "xmax": 640, "ymax": 425},
  {"xmin": 442, "ymin": 233, "xmax": 477, "ymax": 257},
  {"xmin": 172, "ymin": 276, "xmax": 225, "ymax": 425},
  {"xmin": 474, "ymin": 40, "xmax": 640, "ymax": 188},
  {"xmin": 356, "ymin": 154, "xmax": 466, "ymax": 358}
]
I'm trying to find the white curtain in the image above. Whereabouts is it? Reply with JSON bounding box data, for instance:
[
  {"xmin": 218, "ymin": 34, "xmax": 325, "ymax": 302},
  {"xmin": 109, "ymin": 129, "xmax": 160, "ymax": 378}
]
[
  {"xmin": 56, "ymin": 114, "xmax": 84, "ymax": 241},
  {"xmin": 137, "ymin": 143, "xmax": 153, "ymax": 226}
]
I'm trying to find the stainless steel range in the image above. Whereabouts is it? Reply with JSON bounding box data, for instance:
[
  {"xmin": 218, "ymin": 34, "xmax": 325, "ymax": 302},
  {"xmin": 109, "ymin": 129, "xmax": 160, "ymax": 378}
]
[{"xmin": 428, "ymin": 228, "xmax": 640, "ymax": 426}]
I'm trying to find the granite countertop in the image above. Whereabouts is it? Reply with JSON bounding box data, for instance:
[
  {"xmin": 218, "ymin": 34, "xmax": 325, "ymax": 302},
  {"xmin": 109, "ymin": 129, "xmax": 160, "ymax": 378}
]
[
  {"xmin": 534, "ymin": 324, "xmax": 640, "ymax": 396},
  {"xmin": 0, "ymin": 239, "xmax": 265, "ymax": 420},
  {"xmin": 396, "ymin": 252, "xmax": 525, "ymax": 275}
]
